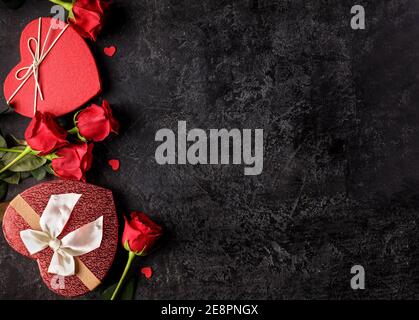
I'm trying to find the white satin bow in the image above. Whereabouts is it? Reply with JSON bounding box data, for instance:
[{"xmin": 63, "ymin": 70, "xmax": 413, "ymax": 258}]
[{"xmin": 20, "ymin": 193, "xmax": 103, "ymax": 277}]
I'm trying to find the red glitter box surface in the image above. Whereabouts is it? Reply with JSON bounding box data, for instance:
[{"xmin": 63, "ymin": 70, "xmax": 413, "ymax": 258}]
[{"xmin": 2, "ymin": 180, "xmax": 118, "ymax": 297}]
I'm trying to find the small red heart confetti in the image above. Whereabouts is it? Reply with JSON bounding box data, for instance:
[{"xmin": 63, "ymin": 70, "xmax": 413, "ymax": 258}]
[
  {"xmin": 108, "ymin": 159, "xmax": 120, "ymax": 171},
  {"xmin": 104, "ymin": 45, "xmax": 117, "ymax": 57},
  {"xmin": 141, "ymin": 266, "xmax": 153, "ymax": 279}
]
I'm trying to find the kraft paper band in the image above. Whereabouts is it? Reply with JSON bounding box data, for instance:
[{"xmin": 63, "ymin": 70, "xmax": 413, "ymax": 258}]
[
  {"xmin": 10, "ymin": 195, "xmax": 41, "ymax": 231},
  {"xmin": 10, "ymin": 195, "xmax": 101, "ymax": 291},
  {"xmin": 75, "ymin": 257, "xmax": 101, "ymax": 291}
]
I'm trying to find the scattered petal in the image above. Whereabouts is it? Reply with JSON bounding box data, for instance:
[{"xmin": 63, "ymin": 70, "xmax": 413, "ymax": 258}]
[
  {"xmin": 141, "ymin": 266, "xmax": 153, "ymax": 279},
  {"xmin": 108, "ymin": 159, "xmax": 120, "ymax": 171},
  {"xmin": 104, "ymin": 45, "xmax": 117, "ymax": 57}
]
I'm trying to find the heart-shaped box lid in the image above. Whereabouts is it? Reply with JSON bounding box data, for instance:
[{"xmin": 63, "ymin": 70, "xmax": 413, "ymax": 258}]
[
  {"xmin": 3, "ymin": 17, "xmax": 101, "ymax": 118},
  {"xmin": 2, "ymin": 180, "xmax": 118, "ymax": 297}
]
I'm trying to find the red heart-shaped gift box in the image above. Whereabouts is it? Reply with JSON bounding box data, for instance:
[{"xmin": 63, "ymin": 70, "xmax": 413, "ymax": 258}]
[
  {"xmin": 3, "ymin": 17, "xmax": 101, "ymax": 118},
  {"xmin": 2, "ymin": 180, "xmax": 118, "ymax": 297}
]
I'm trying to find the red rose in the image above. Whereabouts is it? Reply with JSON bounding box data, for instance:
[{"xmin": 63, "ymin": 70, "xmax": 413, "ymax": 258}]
[
  {"xmin": 122, "ymin": 212, "xmax": 163, "ymax": 255},
  {"xmin": 111, "ymin": 212, "xmax": 163, "ymax": 299},
  {"xmin": 25, "ymin": 112, "xmax": 68, "ymax": 155},
  {"xmin": 76, "ymin": 100, "xmax": 119, "ymax": 142},
  {"xmin": 69, "ymin": 0, "xmax": 111, "ymax": 41},
  {"xmin": 51, "ymin": 143, "xmax": 94, "ymax": 182}
]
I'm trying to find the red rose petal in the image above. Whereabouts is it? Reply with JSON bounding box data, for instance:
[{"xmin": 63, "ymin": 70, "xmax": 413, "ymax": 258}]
[
  {"xmin": 104, "ymin": 45, "xmax": 117, "ymax": 57},
  {"xmin": 108, "ymin": 159, "xmax": 120, "ymax": 171},
  {"xmin": 141, "ymin": 266, "xmax": 153, "ymax": 279}
]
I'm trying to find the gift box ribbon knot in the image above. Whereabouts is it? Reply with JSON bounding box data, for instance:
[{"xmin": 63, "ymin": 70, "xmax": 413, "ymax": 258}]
[{"xmin": 10, "ymin": 193, "xmax": 103, "ymax": 290}]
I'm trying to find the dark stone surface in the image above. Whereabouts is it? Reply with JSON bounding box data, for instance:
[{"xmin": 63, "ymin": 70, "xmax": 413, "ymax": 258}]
[{"xmin": 1, "ymin": 0, "xmax": 419, "ymax": 299}]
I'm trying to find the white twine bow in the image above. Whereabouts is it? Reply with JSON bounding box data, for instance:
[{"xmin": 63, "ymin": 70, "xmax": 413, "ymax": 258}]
[
  {"xmin": 6, "ymin": 18, "xmax": 69, "ymax": 116},
  {"xmin": 20, "ymin": 194, "xmax": 103, "ymax": 277}
]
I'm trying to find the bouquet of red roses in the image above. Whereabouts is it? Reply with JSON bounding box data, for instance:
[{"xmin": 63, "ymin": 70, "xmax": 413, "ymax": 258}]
[{"xmin": 0, "ymin": 100, "xmax": 118, "ymax": 199}]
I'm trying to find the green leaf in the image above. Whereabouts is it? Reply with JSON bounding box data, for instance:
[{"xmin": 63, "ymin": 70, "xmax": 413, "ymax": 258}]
[
  {"xmin": 0, "ymin": 171, "xmax": 12, "ymax": 180},
  {"xmin": 1, "ymin": 147, "xmax": 47, "ymax": 172},
  {"xmin": 120, "ymin": 278, "xmax": 136, "ymax": 300},
  {"xmin": 2, "ymin": 172, "xmax": 20, "ymax": 184},
  {"xmin": 0, "ymin": 135, "xmax": 7, "ymax": 157},
  {"xmin": 44, "ymin": 164, "xmax": 55, "ymax": 175},
  {"xmin": 101, "ymin": 283, "xmax": 117, "ymax": 300},
  {"xmin": 0, "ymin": 170, "xmax": 20, "ymax": 185},
  {"xmin": 100, "ymin": 278, "xmax": 136, "ymax": 300},
  {"xmin": 0, "ymin": 181, "xmax": 7, "ymax": 201},
  {"xmin": 31, "ymin": 166, "xmax": 46, "ymax": 181},
  {"xmin": 20, "ymin": 171, "xmax": 32, "ymax": 180},
  {"xmin": 0, "ymin": 135, "xmax": 7, "ymax": 147}
]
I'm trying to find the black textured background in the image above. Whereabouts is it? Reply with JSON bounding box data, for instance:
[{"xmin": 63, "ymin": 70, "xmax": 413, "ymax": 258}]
[{"xmin": 1, "ymin": 0, "xmax": 419, "ymax": 299}]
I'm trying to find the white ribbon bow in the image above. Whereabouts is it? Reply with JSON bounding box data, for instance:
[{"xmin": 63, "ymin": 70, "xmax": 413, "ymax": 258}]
[{"xmin": 20, "ymin": 194, "xmax": 103, "ymax": 277}]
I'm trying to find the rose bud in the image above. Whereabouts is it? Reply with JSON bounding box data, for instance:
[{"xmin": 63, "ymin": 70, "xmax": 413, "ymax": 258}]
[
  {"xmin": 25, "ymin": 112, "xmax": 68, "ymax": 155},
  {"xmin": 122, "ymin": 212, "xmax": 163, "ymax": 255},
  {"xmin": 75, "ymin": 100, "xmax": 119, "ymax": 142},
  {"xmin": 51, "ymin": 143, "xmax": 94, "ymax": 182},
  {"xmin": 50, "ymin": 0, "xmax": 111, "ymax": 41},
  {"xmin": 111, "ymin": 212, "xmax": 162, "ymax": 300}
]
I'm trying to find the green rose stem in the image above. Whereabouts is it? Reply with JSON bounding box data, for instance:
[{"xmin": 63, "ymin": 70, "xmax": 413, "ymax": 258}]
[
  {"xmin": 67, "ymin": 127, "xmax": 79, "ymax": 134},
  {"xmin": 68, "ymin": 127, "xmax": 87, "ymax": 142},
  {"xmin": 0, "ymin": 148, "xmax": 25, "ymax": 153},
  {"xmin": 110, "ymin": 251, "xmax": 136, "ymax": 300},
  {"xmin": 0, "ymin": 146, "xmax": 32, "ymax": 174},
  {"xmin": 110, "ymin": 245, "xmax": 147, "ymax": 300}
]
